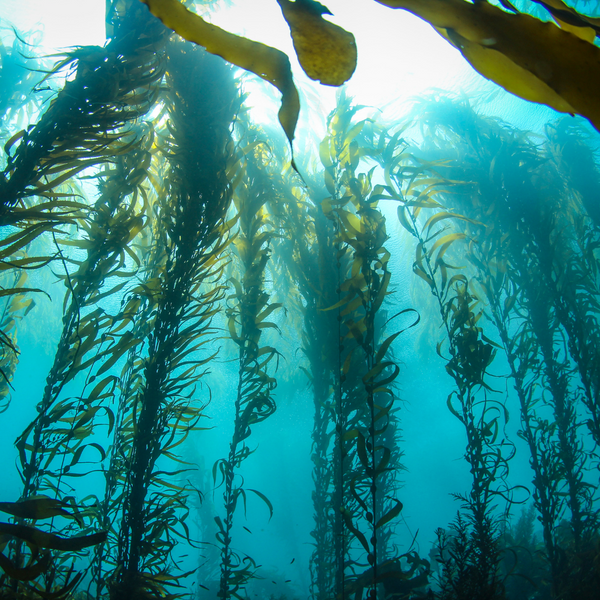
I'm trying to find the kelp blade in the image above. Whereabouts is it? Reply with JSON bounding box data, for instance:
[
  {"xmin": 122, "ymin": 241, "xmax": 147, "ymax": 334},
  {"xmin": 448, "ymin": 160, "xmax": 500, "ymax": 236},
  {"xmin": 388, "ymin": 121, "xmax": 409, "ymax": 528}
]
[
  {"xmin": 0, "ymin": 496, "xmax": 73, "ymax": 521},
  {"xmin": 277, "ymin": 0, "xmax": 357, "ymax": 86},
  {"xmin": 0, "ymin": 522, "xmax": 106, "ymax": 551},
  {"xmin": 376, "ymin": 0, "xmax": 600, "ymax": 132},
  {"xmin": 139, "ymin": 0, "xmax": 300, "ymax": 149}
]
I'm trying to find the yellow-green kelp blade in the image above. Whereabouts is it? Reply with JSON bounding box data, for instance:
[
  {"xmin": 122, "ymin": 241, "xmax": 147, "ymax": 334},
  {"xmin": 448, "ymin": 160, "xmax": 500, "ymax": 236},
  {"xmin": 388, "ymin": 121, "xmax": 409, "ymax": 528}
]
[
  {"xmin": 277, "ymin": 0, "xmax": 357, "ymax": 86},
  {"xmin": 529, "ymin": 0, "xmax": 600, "ymax": 41},
  {"xmin": 376, "ymin": 0, "xmax": 600, "ymax": 132},
  {"xmin": 139, "ymin": 0, "xmax": 300, "ymax": 149}
]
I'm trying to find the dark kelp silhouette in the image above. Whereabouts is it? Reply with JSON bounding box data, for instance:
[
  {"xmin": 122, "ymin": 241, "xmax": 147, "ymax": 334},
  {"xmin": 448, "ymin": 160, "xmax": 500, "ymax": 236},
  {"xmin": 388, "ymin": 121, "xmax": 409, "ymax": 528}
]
[
  {"xmin": 108, "ymin": 39, "xmax": 239, "ymax": 598},
  {"xmin": 393, "ymin": 95, "xmax": 600, "ymax": 599},
  {"xmin": 214, "ymin": 123, "xmax": 280, "ymax": 600}
]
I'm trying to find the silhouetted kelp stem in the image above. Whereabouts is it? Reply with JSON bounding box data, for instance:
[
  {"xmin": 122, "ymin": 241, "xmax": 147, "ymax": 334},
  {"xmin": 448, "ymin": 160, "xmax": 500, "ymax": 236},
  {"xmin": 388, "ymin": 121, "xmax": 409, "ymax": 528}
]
[
  {"xmin": 5, "ymin": 0, "xmax": 167, "ymax": 509},
  {"xmin": 315, "ymin": 93, "xmax": 416, "ymax": 600},
  {"xmin": 467, "ymin": 245, "xmax": 564, "ymax": 590},
  {"xmin": 375, "ymin": 129, "xmax": 508, "ymax": 597},
  {"xmin": 269, "ymin": 162, "xmax": 345, "ymax": 599},
  {"xmin": 91, "ymin": 151, "xmax": 173, "ymax": 597},
  {"xmin": 90, "ymin": 145, "xmax": 169, "ymax": 599},
  {"xmin": 259, "ymin": 119, "xmax": 353, "ymax": 600},
  {"xmin": 111, "ymin": 41, "xmax": 239, "ymax": 598},
  {"xmin": 498, "ymin": 127, "xmax": 599, "ymax": 591},
  {"xmin": 545, "ymin": 119, "xmax": 600, "ymax": 448},
  {"xmin": 214, "ymin": 132, "xmax": 279, "ymax": 600},
  {"xmin": 487, "ymin": 200, "xmax": 594, "ymax": 599},
  {"xmin": 317, "ymin": 96, "xmax": 372, "ymax": 598},
  {"xmin": 7, "ymin": 139, "xmax": 151, "ymax": 595},
  {"xmin": 0, "ymin": 4, "xmax": 167, "ymax": 591},
  {"xmin": 16, "ymin": 139, "xmax": 150, "ymax": 488},
  {"xmin": 408, "ymin": 96, "xmax": 599, "ymax": 598}
]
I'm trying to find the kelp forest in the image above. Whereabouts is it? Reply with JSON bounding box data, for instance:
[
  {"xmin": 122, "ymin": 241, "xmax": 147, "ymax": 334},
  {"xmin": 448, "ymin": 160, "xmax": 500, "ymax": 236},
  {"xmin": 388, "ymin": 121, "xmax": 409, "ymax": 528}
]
[{"xmin": 1, "ymin": 1, "xmax": 600, "ymax": 599}]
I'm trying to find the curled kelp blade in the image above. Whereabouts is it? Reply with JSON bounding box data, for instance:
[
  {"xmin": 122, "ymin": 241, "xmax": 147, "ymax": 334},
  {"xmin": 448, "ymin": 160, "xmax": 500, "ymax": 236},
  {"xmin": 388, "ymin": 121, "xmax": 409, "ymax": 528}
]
[
  {"xmin": 377, "ymin": 0, "xmax": 600, "ymax": 132},
  {"xmin": 140, "ymin": 0, "xmax": 300, "ymax": 152},
  {"xmin": 277, "ymin": 0, "xmax": 357, "ymax": 86}
]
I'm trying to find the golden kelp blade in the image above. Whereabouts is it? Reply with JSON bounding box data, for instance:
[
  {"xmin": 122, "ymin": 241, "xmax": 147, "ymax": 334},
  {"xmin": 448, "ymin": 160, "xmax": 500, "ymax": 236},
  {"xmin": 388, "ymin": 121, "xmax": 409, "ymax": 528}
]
[
  {"xmin": 376, "ymin": 0, "xmax": 600, "ymax": 132},
  {"xmin": 277, "ymin": 0, "xmax": 357, "ymax": 86},
  {"xmin": 139, "ymin": 0, "xmax": 300, "ymax": 147},
  {"xmin": 529, "ymin": 0, "xmax": 600, "ymax": 41}
]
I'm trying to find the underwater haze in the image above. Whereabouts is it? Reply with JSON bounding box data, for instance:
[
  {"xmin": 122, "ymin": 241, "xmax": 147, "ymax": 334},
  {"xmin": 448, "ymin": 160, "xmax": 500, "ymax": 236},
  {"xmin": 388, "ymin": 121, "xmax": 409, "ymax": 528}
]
[{"xmin": 1, "ymin": 1, "xmax": 600, "ymax": 600}]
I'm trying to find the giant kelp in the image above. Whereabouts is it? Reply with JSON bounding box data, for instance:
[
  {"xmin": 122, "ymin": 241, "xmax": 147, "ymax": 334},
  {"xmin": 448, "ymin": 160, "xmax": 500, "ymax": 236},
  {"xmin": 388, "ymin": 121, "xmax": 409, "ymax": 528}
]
[
  {"xmin": 393, "ymin": 95, "xmax": 600, "ymax": 599},
  {"xmin": 370, "ymin": 123, "xmax": 510, "ymax": 599},
  {"xmin": 141, "ymin": 0, "xmax": 600, "ymax": 150},
  {"xmin": 109, "ymin": 40, "xmax": 239, "ymax": 599},
  {"xmin": 276, "ymin": 93, "xmax": 426, "ymax": 599},
  {"xmin": 214, "ymin": 124, "xmax": 280, "ymax": 600},
  {"xmin": 0, "ymin": 2, "xmax": 169, "ymax": 594},
  {"xmin": 1, "ymin": 2, "xmax": 600, "ymax": 600}
]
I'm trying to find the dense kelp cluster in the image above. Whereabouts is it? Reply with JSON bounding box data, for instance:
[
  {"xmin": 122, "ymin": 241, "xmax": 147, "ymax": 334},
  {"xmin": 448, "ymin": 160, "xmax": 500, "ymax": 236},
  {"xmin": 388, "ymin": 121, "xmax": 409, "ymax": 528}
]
[
  {"xmin": 0, "ymin": 1, "xmax": 600, "ymax": 600},
  {"xmin": 368, "ymin": 94, "xmax": 600, "ymax": 599}
]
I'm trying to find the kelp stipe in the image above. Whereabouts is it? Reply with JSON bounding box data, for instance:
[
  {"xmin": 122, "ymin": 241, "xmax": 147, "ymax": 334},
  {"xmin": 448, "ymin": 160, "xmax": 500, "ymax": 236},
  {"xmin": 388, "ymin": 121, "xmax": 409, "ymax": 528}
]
[
  {"xmin": 405, "ymin": 95, "xmax": 600, "ymax": 599},
  {"xmin": 214, "ymin": 125, "xmax": 280, "ymax": 600},
  {"xmin": 1, "ymin": 4, "xmax": 169, "ymax": 592},
  {"xmin": 544, "ymin": 118, "xmax": 600, "ymax": 449},
  {"xmin": 239, "ymin": 116, "xmax": 351, "ymax": 597},
  {"xmin": 0, "ymin": 0, "xmax": 168, "ymax": 508},
  {"xmin": 371, "ymin": 114, "xmax": 512, "ymax": 599},
  {"xmin": 0, "ymin": 265, "xmax": 35, "ymax": 413},
  {"xmin": 258, "ymin": 93, "xmax": 427, "ymax": 599},
  {"xmin": 14, "ymin": 136, "xmax": 150, "ymax": 498},
  {"xmin": 269, "ymin": 157, "xmax": 346, "ymax": 600},
  {"xmin": 313, "ymin": 93, "xmax": 425, "ymax": 600},
  {"xmin": 109, "ymin": 40, "xmax": 240, "ymax": 599},
  {"xmin": 3, "ymin": 134, "xmax": 155, "ymax": 597},
  {"xmin": 88, "ymin": 135, "xmax": 167, "ymax": 600},
  {"xmin": 463, "ymin": 189, "xmax": 565, "ymax": 597}
]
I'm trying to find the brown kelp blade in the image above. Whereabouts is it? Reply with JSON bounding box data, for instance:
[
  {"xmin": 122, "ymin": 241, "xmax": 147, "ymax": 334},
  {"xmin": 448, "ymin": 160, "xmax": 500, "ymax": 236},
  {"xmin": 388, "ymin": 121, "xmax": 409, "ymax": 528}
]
[
  {"xmin": 528, "ymin": 0, "xmax": 600, "ymax": 41},
  {"xmin": 277, "ymin": 0, "xmax": 357, "ymax": 86},
  {"xmin": 0, "ymin": 522, "xmax": 106, "ymax": 552},
  {"xmin": 0, "ymin": 496, "xmax": 74, "ymax": 521},
  {"xmin": 140, "ymin": 0, "xmax": 300, "ymax": 152},
  {"xmin": 0, "ymin": 550, "xmax": 51, "ymax": 581},
  {"xmin": 377, "ymin": 0, "xmax": 600, "ymax": 132}
]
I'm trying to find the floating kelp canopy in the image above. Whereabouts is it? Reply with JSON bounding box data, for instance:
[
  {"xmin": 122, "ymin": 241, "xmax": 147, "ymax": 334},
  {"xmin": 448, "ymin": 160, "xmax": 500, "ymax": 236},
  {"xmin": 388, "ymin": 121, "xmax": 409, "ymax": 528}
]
[{"xmin": 0, "ymin": 1, "xmax": 599, "ymax": 600}]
